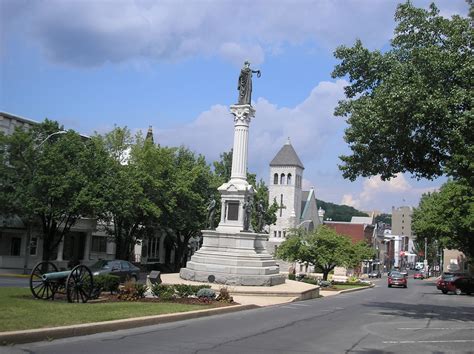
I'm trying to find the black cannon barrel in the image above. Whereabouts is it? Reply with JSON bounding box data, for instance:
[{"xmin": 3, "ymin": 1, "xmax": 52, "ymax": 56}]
[{"xmin": 42, "ymin": 270, "xmax": 72, "ymax": 281}]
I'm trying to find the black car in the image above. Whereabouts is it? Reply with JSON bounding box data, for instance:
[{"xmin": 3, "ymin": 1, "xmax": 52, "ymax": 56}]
[{"xmin": 90, "ymin": 260, "xmax": 140, "ymax": 282}]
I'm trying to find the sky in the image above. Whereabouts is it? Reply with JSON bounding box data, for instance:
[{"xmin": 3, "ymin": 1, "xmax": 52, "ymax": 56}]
[{"xmin": 0, "ymin": 0, "xmax": 469, "ymax": 214}]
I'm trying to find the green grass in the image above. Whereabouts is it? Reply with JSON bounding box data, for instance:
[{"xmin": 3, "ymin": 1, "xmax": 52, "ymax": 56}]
[
  {"xmin": 0, "ymin": 288, "xmax": 214, "ymax": 332},
  {"xmin": 332, "ymin": 284, "xmax": 368, "ymax": 290}
]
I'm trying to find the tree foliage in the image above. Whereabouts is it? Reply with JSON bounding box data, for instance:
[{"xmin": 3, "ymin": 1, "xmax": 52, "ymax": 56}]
[
  {"xmin": 332, "ymin": 2, "xmax": 473, "ymax": 185},
  {"xmin": 276, "ymin": 226, "xmax": 373, "ymax": 280},
  {"xmin": 412, "ymin": 180, "xmax": 474, "ymax": 261},
  {"xmin": 0, "ymin": 120, "xmax": 110, "ymax": 262},
  {"xmin": 316, "ymin": 199, "xmax": 368, "ymax": 222}
]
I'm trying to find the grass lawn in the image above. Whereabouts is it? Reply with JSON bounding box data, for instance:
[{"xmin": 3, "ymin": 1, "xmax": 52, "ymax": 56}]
[
  {"xmin": 332, "ymin": 283, "xmax": 369, "ymax": 290},
  {"xmin": 0, "ymin": 287, "xmax": 214, "ymax": 332}
]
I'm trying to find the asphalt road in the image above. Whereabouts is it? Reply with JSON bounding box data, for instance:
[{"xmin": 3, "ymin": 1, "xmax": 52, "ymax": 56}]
[
  {"xmin": 5, "ymin": 276, "xmax": 474, "ymax": 354},
  {"xmin": 0, "ymin": 276, "xmax": 29, "ymax": 288}
]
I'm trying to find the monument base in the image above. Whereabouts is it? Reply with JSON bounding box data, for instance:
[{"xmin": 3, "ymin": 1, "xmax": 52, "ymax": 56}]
[{"xmin": 180, "ymin": 230, "xmax": 285, "ymax": 286}]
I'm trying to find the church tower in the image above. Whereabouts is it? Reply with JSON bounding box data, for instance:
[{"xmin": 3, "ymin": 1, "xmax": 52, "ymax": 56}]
[{"xmin": 268, "ymin": 138, "xmax": 304, "ymax": 242}]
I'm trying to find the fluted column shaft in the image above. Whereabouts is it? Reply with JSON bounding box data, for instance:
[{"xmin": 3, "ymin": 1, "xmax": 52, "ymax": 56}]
[{"xmin": 229, "ymin": 104, "xmax": 255, "ymax": 183}]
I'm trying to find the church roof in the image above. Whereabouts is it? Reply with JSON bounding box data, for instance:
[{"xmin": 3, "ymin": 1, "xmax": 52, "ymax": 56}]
[{"xmin": 270, "ymin": 139, "xmax": 304, "ymax": 169}]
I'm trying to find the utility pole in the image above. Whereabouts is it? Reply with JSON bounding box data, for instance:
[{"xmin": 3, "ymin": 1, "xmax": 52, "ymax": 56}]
[{"xmin": 424, "ymin": 237, "xmax": 428, "ymax": 274}]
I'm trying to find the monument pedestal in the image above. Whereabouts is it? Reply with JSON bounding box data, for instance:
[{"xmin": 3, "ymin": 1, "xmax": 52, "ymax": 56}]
[{"xmin": 180, "ymin": 230, "xmax": 285, "ymax": 286}]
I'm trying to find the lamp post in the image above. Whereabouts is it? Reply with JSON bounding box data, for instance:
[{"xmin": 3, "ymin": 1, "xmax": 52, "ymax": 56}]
[{"xmin": 22, "ymin": 130, "xmax": 67, "ymax": 274}]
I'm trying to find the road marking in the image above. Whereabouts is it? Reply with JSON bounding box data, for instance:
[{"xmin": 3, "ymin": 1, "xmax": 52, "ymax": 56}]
[
  {"xmin": 383, "ymin": 340, "xmax": 474, "ymax": 344},
  {"xmin": 397, "ymin": 327, "xmax": 474, "ymax": 330}
]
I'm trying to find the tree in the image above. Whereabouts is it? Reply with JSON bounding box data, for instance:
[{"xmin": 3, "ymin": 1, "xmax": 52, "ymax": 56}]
[
  {"xmin": 374, "ymin": 213, "xmax": 392, "ymax": 226},
  {"xmin": 159, "ymin": 147, "xmax": 217, "ymax": 271},
  {"xmin": 332, "ymin": 2, "xmax": 473, "ymax": 185},
  {"xmin": 316, "ymin": 199, "xmax": 368, "ymax": 222},
  {"xmin": 277, "ymin": 226, "xmax": 368, "ymax": 280},
  {"xmin": 412, "ymin": 180, "xmax": 474, "ymax": 262},
  {"xmin": 0, "ymin": 120, "xmax": 109, "ymax": 262},
  {"xmin": 251, "ymin": 179, "xmax": 278, "ymax": 232}
]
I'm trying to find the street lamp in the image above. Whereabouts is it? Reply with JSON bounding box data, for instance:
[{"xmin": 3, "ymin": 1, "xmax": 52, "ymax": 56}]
[{"xmin": 36, "ymin": 131, "xmax": 67, "ymax": 148}]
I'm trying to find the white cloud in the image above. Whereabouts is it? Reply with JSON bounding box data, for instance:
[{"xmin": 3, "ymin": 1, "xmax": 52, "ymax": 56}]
[
  {"xmin": 340, "ymin": 174, "xmax": 443, "ymax": 213},
  {"xmin": 3, "ymin": 0, "xmax": 468, "ymax": 66},
  {"xmin": 157, "ymin": 79, "xmax": 348, "ymax": 181}
]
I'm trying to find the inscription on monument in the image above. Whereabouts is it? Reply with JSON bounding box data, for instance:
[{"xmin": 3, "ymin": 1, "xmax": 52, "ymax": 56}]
[{"xmin": 227, "ymin": 202, "xmax": 239, "ymax": 221}]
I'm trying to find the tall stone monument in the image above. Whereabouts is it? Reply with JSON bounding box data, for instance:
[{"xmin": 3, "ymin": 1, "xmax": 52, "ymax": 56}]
[{"xmin": 180, "ymin": 62, "xmax": 284, "ymax": 286}]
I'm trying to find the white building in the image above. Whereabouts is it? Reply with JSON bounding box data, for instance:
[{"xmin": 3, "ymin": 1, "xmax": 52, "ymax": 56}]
[{"xmin": 266, "ymin": 139, "xmax": 321, "ymax": 256}]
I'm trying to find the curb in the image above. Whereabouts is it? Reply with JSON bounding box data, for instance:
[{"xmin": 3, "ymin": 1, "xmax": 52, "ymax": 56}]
[
  {"xmin": 339, "ymin": 284, "xmax": 374, "ymax": 294},
  {"xmin": 0, "ymin": 304, "xmax": 258, "ymax": 345}
]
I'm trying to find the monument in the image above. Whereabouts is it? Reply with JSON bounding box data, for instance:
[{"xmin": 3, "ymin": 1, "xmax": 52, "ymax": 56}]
[{"xmin": 180, "ymin": 62, "xmax": 285, "ymax": 286}]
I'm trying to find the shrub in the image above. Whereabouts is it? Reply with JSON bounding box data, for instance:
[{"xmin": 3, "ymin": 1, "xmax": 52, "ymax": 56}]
[
  {"xmin": 216, "ymin": 287, "xmax": 233, "ymax": 303},
  {"xmin": 173, "ymin": 284, "xmax": 211, "ymax": 298},
  {"xmin": 93, "ymin": 274, "xmax": 120, "ymax": 295},
  {"xmin": 118, "ymin": 281, "xmax": 147, "ymax": 301},
  {"xmin": 302, "ymin": 278, "xmax": 319, "ymax": 285},
  {"xmin": 288, "ymin": 273, "xmax": 296, "ymax": 280},
  {"xmin": 150, "ymin": 283, "xmax": 176, "ymax": 300},
  {"xmin": 196, "ymin": 288, "xmax": 216, "ymax": 300},
  {"xmin": 347, "ymin": 275, "xmax": 359, "ymax": 283}
]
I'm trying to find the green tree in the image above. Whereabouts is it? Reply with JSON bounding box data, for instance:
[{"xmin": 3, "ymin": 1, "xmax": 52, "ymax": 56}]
[
  {"xmin": 0, "ymin": 120, "xmax": 109, "ymax": 262},
  {"xmin": 251, "ymin": 179, "xmax": 278, "ymax": 232},
  {"xmin": 159, "ymin": 147, "xmax": 217, "ymax": 271},
  {"xmin": 412, "ymin": 180, "xmax": 474, "ymax": 261},
  {"xmin": 374, "ymin": 213, "xmax": 392, "ymax": 226},
  {"xmin": 277, "ymin": 226, "xmax": 365, "ymax": 280},
  {"xmin": 316, "ymin": 199, "xmax": 368, "ymax": 222},
  {"xmin": 332, "ymin": 2, "xmax": 473, "ymax": 185}
]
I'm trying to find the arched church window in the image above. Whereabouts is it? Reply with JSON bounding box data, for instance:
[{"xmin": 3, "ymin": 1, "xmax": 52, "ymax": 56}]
[
  {"xmin": 287, "ymin": 173, "xmax": 292, "ymax": 185},
  {"xmin": 273, "ymin": 173, "xmax": 278, "ymax": 185},
  {"xmin": 280, "ymin": 173, "xmax": 285, "ymax": 184}
]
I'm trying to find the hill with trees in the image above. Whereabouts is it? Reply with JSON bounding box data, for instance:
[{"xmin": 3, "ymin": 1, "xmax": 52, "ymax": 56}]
[{"xmin": 316, "ymin": 199, "xmax": 368, "ymax": 222}]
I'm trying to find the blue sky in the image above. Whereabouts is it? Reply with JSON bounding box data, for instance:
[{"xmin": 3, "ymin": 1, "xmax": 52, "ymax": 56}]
[{"xmin": 0, "ymin": 0, "xmax": 469, "ymax": 213}]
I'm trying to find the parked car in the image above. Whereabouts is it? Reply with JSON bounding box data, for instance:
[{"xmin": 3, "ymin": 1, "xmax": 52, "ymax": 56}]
[
  {"xmin": 368, "ymin": 270, "xmax": 382, "ymax": 278},
  {"xmin": 438, "ymin": 274, "xmax": 474, "ymax": 295},
  {"xmin": 388, "ymin": 271, "xmax": 407, "ymax": 288},
  {"xmin": 413, "ymin": 271, "xmax": 425, "ymax": 279},
  {"xmin": 90, "ymin": 260, "xmax": 140, "ymax": 282}
]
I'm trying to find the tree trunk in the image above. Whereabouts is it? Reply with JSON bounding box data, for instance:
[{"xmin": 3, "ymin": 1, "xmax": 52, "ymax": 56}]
[{"xmin": 322, "ymin": 270, "xmax": 330, "ymax": 281}]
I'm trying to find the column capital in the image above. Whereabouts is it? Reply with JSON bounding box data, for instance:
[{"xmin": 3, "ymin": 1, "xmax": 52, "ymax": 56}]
[{"xmin": 230, "ymin": 104, "xmax": 255, "ymax": 125}]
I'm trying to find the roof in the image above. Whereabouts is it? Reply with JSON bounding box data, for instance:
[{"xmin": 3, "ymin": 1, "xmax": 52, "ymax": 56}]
[
  {"xmin": 270, "ymin": 139, "xmax": 304, "ymax": 169},
  {"xmin": 351, "ymin": 216, "xmax": 374, "ymax": 224}
]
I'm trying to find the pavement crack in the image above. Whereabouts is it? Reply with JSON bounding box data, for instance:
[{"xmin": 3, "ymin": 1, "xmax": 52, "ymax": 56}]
[
  {"xmin": 344, "ymin": 333, "xmax": 370, "ymax": 353},
  {"xmin": 193, "ymin": 308, "xmax": 343, "ymax": 354}
]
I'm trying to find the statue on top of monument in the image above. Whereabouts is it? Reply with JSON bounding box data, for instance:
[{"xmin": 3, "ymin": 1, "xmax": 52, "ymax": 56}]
[{"xmin": 237, "ymin": 61, "xmax": 261, "ymax": 105}]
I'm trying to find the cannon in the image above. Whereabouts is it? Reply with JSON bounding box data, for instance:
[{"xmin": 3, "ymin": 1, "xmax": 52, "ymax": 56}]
[{"xmin": 29, "ymin": 261, "xmax": 93, "ymax": 303}]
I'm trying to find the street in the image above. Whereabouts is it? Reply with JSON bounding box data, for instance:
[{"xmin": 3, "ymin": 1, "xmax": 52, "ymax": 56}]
[{"xmin": 5, "ymin": 276, "xmax": 474, "ymax": 354}]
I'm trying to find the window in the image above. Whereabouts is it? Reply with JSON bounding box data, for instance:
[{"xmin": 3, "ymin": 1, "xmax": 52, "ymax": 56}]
[
  {"xmin": 278, "ymin": 231, "xmax": 282, "ymax": 238},
  {"xmin": 273, "ymin": 173, "xmax": 278, "ymax": 184},
  {"xmin": 287, "ymin": 173, "xmax": 292, "ymax": 185},
  {"xmin": 283, "ymin": 231, "xmax": 286, "ymax": 238},
  {"xmin": 280, "ymin": 173, "xmax": 285, "ymax": 184},
  {"xmin": 91, "ymin": 236, "xmax": 107, "ymax": 253},
  {"xmin": 10, "ymin": 237, "xmax": 21, "ymax": 256},
  {"xmin": 29, "ymin": 237, "xmax": 37, "ymax": 256},
  {"xmin": 274, "ymin": 231, "xmax": 277, "ymax": 238},
  {"xmin": 121, "ymin": 261, "xmax": 130, "ymax": 270}
]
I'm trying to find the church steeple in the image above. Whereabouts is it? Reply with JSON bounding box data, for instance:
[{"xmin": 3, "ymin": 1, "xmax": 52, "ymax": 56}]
[{"xmin": 146, "ymin": 125, "xmax": 154, "ymax": 144}]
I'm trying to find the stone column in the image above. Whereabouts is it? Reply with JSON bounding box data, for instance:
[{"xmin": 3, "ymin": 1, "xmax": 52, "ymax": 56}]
[
  {"xmin": 56, "ymin": 240, "xmax": 64, "ymax": 261},
  {"xmin": 83, "ymin": 232, "xmax": 91, "ymax": 262},
  {"xmin": 229, "ymin": 104, "xmax": 255, "ymax": 184}
]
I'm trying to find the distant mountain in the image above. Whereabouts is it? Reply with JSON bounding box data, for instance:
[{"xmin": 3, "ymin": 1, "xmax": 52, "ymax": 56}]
[{"xmin": 316, "ymin": 199, "xmax": 368, "ymax": 222}]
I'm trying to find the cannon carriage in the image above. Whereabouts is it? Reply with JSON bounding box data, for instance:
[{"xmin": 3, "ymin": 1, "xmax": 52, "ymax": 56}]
[{"xmin": 29, "ymin": 261, "xmax": 94, "ymax": 303}]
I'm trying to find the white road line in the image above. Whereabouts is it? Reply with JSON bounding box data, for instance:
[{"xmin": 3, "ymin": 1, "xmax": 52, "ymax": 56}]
[
  {"xmin": 383, "ymin": 340, "xmax": 474, "ymax": 344},
  {"xmin": 397, "ymin": 327, "xmax": 474, "ymax": 330}
]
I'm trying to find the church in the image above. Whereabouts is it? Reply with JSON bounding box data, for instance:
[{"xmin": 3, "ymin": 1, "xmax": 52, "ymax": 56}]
[{"xmin": 266, "ymin": 139, "xmax": 322, "ymax": 257}]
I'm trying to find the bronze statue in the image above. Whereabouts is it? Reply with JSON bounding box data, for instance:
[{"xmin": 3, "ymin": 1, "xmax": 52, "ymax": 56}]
[
  {"xmin": 207, "ymin": 199, "xmax": 217, "ymax": 230},
  {"xmin": 237, "ymin": 61, "xmax": 261, "ymax": 105},
  {"xmin": 256, "ymin": 201, "xmax": 265, "ymax": 233},
  {"xmin": 242, "ymin": 196, "xmax": 253, "ymax": 231}
]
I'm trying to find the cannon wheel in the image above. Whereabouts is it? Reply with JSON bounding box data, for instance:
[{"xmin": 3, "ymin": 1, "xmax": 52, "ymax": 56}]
[
  {"xmin": 30, "ymin": 261, "xmax": 59, "ymax": 300},
  {"xmin": 66, "ymin": 265, "xmax": 93, "ymax": 303}
]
